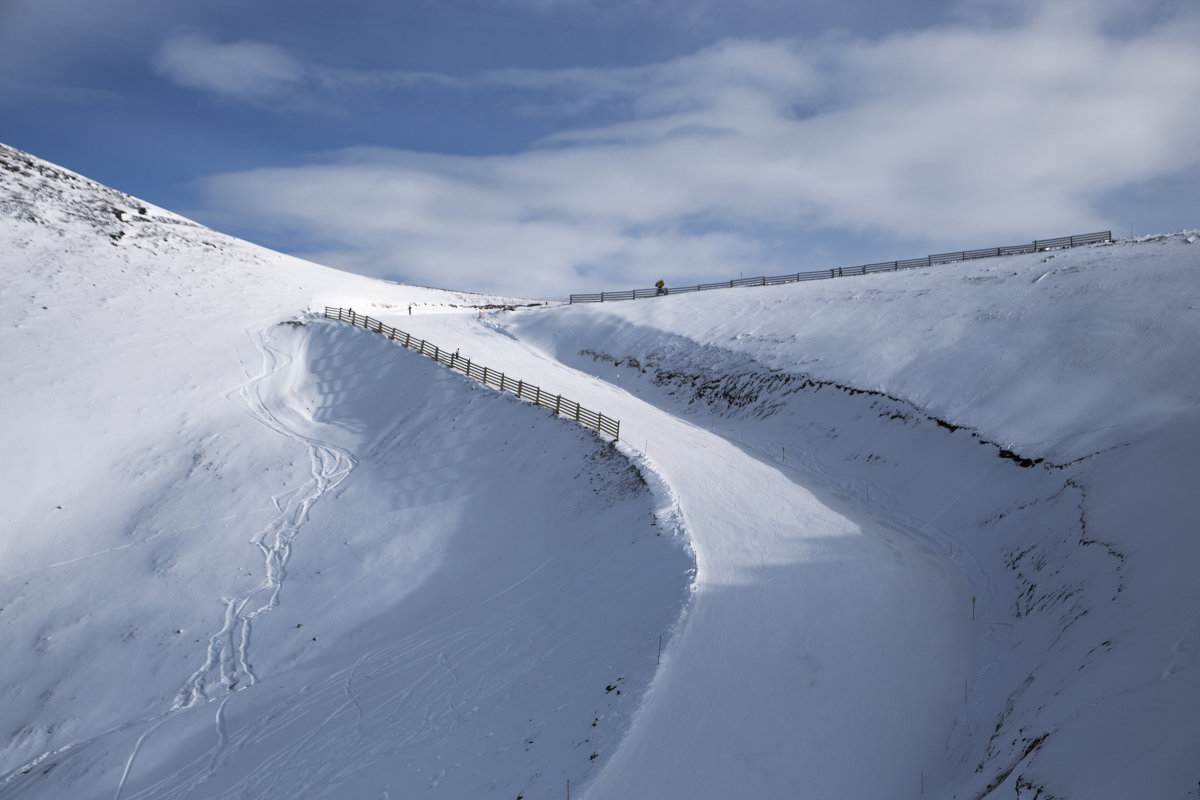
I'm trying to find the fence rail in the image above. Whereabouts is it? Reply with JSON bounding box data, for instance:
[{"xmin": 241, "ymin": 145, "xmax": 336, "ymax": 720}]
[
  {"xmin": 569, "ymin": 231, "xmax": 1113, "ymax": 303},
  {"xmin": 323, "ymin": 307, "xmax": 620, "ymax": 441}
]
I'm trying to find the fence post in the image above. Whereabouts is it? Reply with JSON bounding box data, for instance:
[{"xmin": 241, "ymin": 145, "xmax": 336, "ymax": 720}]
[
  {"xmin": 483, "ymin": 366, "xmax": 489, "ymax": 384},
  {"xmin": 600, "ymin": 292, "xmax": 605, "ymax": 302},
  {"xmin": 517, "ymin": 379, "xmax": 524, "ymax": 398},
  {"xmin": 555, "ymin": 394, "xmax": 562, "ymax": 416},
  {"xmin": 535, "ymin": 386, "xmax": 542, "ymax": 405}
]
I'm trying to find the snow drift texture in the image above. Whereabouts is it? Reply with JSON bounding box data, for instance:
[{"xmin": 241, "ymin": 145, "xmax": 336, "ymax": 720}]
[{"xmin": 2, "ymin": 140, "xmax": 1198, "ymax": 799}]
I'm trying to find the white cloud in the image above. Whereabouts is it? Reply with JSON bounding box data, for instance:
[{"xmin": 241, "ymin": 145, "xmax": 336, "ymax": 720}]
[
  {"xmin": 153, "ymin": 34, "xmax": 307, "ymax": 102},
  {"xmin": 197, "ymin": 2, "xmax": 1200, "ymax": 296}
]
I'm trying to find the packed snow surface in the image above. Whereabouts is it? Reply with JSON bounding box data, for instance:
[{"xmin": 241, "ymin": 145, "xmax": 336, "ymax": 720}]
[{"xmin": 2, "ymin": 142, "xmax": 1198, "ymax": 799}]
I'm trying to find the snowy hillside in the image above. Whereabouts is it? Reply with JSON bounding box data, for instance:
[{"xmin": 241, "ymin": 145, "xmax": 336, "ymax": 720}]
[
  {"xmin": 0, "ymin": 143, "xmax": 691, "ymax": 799},
  {"xmin": 388, "ymin": 234, "xmax": 1200, "ymax": 799},
  {"xmin": 3, "ymin": 140, "xmax": 1199, "ymax": 800},
  {"xmin": 499, "ymin": 236, "xmax": 1200, "ymax": 798}
]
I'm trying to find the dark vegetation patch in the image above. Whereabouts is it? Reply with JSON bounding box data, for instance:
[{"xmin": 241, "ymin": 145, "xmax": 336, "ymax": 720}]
[
  {"xmin": 581, "ymin": 346, "xmax": 1059, "ymax": 470},
  {"xmin": 973, "ymin": 732, "xmax": 1052, "ymax": 800}
]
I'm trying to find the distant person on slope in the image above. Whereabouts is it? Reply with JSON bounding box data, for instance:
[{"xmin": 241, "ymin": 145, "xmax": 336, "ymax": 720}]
[{"xmin": 655, "ymin": 279, "xmax": 667, "ymax": 296}]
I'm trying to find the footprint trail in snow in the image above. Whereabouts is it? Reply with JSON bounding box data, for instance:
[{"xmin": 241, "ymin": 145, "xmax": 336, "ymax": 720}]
[
  {"xmin": 173, "ymin": 322, "xmax": 355, "ymax": 710},
  {"xmin": 112, "ymin": 322, "xmax": 355, "ymax": 800}
]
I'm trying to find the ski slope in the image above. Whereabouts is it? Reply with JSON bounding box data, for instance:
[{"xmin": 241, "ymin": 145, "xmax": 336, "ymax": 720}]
[{"xmin": 3, "ymin": 141, "xmax": 1199, "ymax": 799}]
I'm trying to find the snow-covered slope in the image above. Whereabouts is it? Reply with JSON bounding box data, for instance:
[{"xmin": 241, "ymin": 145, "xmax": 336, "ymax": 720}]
[
  {"xmin": 386, "ymin": 233, "xmax": 1199, "ymax": 798},
  {"xmin": 3, "ymin": 140, "xmax": 1198, "ymax": 800},
  {"xmin": 499, "ymin": 235, "xmax": 1200, "ymax": 799},
  {"xmin": 0, "ymin": 143, "xmax": 692, "ymax": 799}
]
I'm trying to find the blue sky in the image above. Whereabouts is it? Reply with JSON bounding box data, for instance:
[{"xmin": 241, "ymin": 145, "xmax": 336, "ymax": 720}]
[{"xmin": 3, "ymin": 0, "xmax": 1198, "ymax": 297}]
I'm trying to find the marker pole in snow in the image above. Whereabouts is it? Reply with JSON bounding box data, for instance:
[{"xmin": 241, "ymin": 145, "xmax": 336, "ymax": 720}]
[{"xmin": 972, "ymin": 596, "xmax": 976, "ymax": 621}]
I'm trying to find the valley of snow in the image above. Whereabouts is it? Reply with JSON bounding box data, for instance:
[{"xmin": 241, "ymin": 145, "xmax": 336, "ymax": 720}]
[{"xmin": 2, "ymin": 141, "xmax": 1198, "ymax": 799}]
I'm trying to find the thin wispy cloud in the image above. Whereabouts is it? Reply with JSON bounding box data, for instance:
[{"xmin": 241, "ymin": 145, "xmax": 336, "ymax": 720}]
[
  {"xmin": 153, "ymin": 35, "xmax": 309, "ymax": 103},
  {"xmin": 152, "ymin": 34, "xmax": 465, "ymax": 107},
  {"xmin": 188, "ymin": 1, "xmax": 1200, "ymax": 296}
]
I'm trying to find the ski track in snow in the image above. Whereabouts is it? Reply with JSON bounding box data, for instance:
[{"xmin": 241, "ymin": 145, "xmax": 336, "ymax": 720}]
[{"xmin": 114, "ymin": 322, "xmax": 356, "ymax": 798}]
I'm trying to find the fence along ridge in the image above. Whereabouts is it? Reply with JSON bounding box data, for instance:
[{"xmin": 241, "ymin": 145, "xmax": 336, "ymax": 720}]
[
  {"xmin": 322, "ymin": 307, "xmax": 620, "ymax": 441},
  {"xmin": 568, "ymin": 230, "xmax": 1113, "ymax": 303}
]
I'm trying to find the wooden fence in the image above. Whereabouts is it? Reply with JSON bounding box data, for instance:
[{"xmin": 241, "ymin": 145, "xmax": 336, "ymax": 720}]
[
  {"xmin": 568, "ymin": 231, "xmax": 1113, "ymax": 303},
  {"xmin": 323, "ymin": 307, "xmax": 620, "ymax": 441}
]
